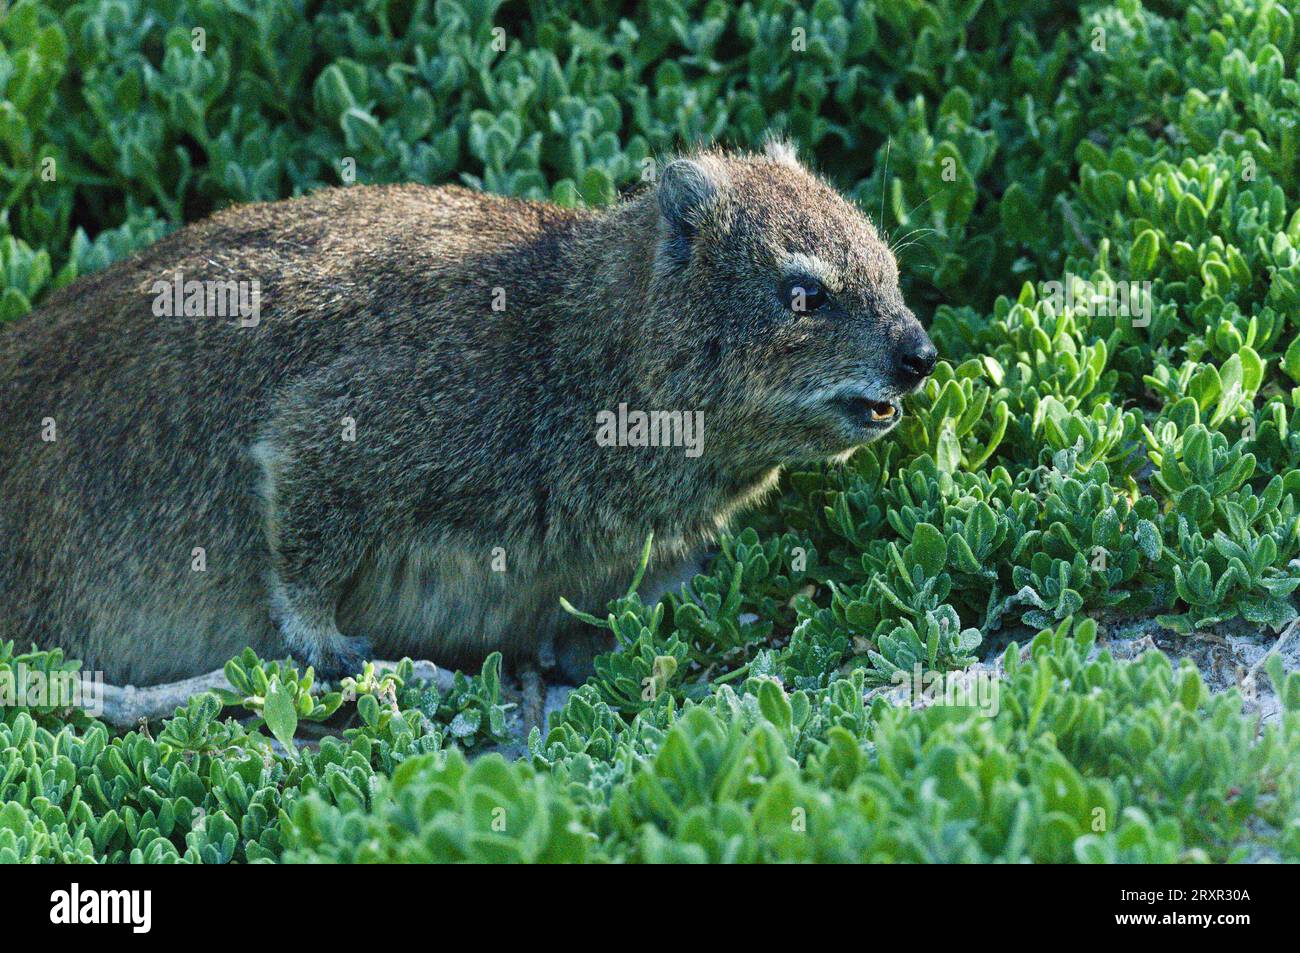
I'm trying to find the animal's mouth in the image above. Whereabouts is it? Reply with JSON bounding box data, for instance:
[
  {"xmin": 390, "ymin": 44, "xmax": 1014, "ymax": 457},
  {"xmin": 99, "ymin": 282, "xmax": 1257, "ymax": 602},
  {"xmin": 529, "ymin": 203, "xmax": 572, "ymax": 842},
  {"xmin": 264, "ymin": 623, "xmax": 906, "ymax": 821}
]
[{"xmin": 832, "ymin": 393, "xmax": 902, "ymax": 430}]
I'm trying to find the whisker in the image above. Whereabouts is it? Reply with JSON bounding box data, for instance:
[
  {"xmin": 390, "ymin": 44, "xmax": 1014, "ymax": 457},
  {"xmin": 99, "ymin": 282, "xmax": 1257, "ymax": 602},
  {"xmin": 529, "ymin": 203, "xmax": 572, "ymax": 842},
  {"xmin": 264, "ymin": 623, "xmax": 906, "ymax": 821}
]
[
  {"xmin": 879, "ymin": 137, "xmax": 891, "ymax": 235},
  {"xmin": 886, "ymin": 193, "xmax": 940, "ymax": 253},
  {"xmin": 891, "ymin": 226, "xmax": 937, "ymax": 246}
]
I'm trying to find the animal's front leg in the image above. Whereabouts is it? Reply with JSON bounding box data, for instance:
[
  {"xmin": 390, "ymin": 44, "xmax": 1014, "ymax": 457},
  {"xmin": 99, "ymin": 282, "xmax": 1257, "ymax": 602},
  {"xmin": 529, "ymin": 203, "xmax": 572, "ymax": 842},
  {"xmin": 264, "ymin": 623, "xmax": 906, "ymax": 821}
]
[
  {"xmin": 268, "ymin": 574, "xmax": 373, "ymax": 681},
  {"xmin": 254, "ymin": 437, "xmax": 374, "ymax": 681}
]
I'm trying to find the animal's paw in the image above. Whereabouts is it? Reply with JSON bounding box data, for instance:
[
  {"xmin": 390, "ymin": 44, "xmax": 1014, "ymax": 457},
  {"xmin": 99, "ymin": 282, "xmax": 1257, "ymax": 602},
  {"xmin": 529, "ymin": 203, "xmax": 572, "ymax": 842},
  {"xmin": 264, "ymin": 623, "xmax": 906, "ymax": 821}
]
[{"xmin": 310, "ymin": 634, "xmax": 373, "ymax": 681}]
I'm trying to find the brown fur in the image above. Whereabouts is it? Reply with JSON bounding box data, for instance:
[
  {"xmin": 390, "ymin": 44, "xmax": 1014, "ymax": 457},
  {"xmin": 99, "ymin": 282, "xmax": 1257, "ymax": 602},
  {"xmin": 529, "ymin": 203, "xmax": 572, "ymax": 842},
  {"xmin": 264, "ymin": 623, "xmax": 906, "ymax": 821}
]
[{"xmin": 0, "ymin": 144, "xmax": 934, "ymax": 685}]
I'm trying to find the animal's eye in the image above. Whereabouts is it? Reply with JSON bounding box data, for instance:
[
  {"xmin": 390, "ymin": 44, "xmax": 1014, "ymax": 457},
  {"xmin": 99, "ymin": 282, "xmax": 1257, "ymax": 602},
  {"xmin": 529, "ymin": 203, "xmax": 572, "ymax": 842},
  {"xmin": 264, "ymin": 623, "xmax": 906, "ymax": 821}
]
[{"xmin": 785, "ymin": 278, "xmax": 829, "ymax": 313}]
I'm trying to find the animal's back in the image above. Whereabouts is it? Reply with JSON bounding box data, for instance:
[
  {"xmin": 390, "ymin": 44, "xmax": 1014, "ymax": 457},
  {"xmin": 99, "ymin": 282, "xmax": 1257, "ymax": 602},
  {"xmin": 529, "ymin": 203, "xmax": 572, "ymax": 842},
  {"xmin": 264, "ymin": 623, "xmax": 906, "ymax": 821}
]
[{"xmin": 0, "ymin": 184, "xmax": 575, "ymax": 681}]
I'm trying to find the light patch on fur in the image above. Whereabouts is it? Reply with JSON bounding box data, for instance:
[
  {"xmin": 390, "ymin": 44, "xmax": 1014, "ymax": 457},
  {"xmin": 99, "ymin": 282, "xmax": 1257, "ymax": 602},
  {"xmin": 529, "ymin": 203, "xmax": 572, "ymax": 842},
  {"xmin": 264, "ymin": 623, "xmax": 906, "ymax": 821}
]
[
  {"xmin": 712, "ymin": 466, "xmax": 782, "ymax": 533},
  {"xmin": 249, "ymin": 438, "xmax": 286, "ymax": 544},
  {"xmin": 796, "ymin": 379, "xmax": 897, "ymax": 408},
  {"xmin": 763, "ymin": 138, "xmax": 801, "ymax": 168},
  {"xmin": 781, "ymin": 251, "xmax": 842, "ymax": 292}
]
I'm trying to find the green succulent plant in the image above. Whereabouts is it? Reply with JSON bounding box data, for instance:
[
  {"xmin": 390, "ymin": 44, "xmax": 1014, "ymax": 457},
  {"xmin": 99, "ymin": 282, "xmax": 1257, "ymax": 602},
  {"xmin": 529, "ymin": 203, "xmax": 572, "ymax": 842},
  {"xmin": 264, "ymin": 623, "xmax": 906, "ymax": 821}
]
[{"xmin": 5, "ymin": 0, "xmax": 1300, "ymax": 863}]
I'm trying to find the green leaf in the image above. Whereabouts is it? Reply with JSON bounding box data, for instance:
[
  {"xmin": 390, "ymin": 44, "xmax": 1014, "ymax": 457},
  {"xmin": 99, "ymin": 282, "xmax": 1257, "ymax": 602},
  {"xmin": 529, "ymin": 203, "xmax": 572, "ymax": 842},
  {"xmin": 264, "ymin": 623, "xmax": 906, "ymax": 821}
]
[
  {"xmin": 263, "ymin": 679, "xmax": 298, "ymax": 754},
  {"xmin": 908, "ymin": 523, "xmax": 949, "ymax": 578},
  {"xmin": 756, "ymin": 679, "xmax": 792, "ymax": 733},
  {"xmin": 1129, "ymin": 229, "xmax": 1160, "ymax": 277},
  {"xmin": 1135, "ymin": 520, "xmax": 1162, "ymax": 560}
]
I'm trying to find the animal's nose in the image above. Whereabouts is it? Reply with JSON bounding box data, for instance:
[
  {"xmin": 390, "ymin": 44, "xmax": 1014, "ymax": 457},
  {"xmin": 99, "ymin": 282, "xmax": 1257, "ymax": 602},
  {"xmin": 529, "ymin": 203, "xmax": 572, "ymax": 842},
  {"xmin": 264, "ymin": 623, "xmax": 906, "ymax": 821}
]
[{"xmin": 898, "ymin": 338, "xmax": 938, "ymax": 383}]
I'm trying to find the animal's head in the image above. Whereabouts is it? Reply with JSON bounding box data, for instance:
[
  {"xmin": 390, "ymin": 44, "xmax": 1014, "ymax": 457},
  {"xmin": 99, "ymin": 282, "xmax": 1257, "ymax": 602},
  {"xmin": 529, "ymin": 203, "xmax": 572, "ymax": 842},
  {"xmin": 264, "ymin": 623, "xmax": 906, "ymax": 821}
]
[{"xmin": 649, "ymin": 142, "xmax": 936, "ymax": 464}]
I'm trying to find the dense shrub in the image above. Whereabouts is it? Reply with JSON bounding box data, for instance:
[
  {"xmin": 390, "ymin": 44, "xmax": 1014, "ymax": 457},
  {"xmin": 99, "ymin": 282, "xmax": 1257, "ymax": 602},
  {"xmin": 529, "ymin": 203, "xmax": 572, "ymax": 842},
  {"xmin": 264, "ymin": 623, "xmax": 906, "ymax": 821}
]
[{"xmin": 3, "ymin": 0, "xmax": 1300, "ymax": 861}]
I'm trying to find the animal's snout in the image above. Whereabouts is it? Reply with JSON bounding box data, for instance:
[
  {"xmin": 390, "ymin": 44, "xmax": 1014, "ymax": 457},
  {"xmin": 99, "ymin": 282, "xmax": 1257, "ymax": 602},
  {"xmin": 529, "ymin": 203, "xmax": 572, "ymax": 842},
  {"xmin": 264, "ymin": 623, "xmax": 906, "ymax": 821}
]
[{"xmin": 895, "ymin": 332, "xmax": 937, "ymax": 388}]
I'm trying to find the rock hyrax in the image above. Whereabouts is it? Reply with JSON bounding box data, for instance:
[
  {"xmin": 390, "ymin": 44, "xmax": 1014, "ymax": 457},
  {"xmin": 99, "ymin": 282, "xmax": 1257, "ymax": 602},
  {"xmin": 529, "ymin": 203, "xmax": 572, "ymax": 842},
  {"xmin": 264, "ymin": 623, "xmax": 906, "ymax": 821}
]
[{"xmin": 0, "ymin": 142, "xmax": 936, "ymax": 685}]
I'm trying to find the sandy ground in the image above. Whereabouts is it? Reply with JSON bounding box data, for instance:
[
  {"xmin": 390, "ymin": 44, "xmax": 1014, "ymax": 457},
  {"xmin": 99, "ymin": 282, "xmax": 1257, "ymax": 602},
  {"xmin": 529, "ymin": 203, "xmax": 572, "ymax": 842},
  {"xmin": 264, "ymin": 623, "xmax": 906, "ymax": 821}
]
[{"xmin": 1086, "ymin": 617, "xmax": 1299, "ymax": 729}]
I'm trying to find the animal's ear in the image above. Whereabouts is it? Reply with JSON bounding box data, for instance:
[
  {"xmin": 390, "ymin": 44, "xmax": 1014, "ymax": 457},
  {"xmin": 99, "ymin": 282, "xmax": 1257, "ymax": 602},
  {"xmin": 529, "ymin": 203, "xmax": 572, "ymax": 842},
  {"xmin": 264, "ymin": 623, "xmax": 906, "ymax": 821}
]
[{"xmin": 657, "ymin": 157, "xmax": 728, "ymax": 270}]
